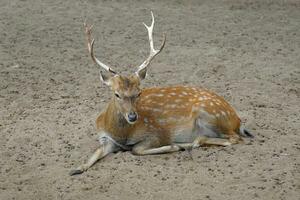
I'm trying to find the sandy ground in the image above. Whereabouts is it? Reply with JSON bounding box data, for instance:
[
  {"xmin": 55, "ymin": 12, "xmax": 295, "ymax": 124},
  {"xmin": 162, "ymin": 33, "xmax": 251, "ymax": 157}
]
[{"xmin": 0, "ymin": 0, "xmax": 299, "ymax": 199}]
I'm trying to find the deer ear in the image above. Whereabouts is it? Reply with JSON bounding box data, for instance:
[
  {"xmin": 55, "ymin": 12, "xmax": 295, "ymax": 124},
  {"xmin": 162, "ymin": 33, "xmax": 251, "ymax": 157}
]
[
  {"xmin": 99, "ymin": 70, "xmax": 113, "ymax": 86},
  {"xmin": 135, "ymin": 67, "xmax": 147, "ymax": 80}
]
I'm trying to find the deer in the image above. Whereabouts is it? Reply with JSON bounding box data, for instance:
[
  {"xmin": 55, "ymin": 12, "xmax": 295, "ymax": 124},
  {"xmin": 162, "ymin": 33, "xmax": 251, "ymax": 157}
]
[{"xmin": 69, "ymin": 12, "xmax": 253, "ymax": 176}]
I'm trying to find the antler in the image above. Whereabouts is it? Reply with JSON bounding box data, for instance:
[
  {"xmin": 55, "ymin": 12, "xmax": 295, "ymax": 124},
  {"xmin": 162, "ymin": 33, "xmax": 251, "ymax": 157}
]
[
  {"xmin": 84, "ymin": 21, "xmax": 116, "ymax": 74},
  {"xmin": 136, "ymin": 11, "xmax": 166, "ymax": 78}
]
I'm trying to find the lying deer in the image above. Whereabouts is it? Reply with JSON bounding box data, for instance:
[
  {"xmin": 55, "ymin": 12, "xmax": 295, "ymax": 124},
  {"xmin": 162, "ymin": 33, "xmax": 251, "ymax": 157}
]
[{"xmin": 70, "ymin": 12, "xmax": 253, "ymax": 175}]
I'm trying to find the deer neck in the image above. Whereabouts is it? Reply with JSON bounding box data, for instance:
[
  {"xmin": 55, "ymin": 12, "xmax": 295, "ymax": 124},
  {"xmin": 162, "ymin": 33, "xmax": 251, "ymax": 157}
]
[{"xmin": 103, "ymin": 98, "xmax": 132, "ymax": 139}]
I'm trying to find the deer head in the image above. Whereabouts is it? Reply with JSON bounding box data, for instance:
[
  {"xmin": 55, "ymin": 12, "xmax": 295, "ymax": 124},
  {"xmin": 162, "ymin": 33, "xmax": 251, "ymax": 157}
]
[{"xmin": 84, "ymin": 12, "xmax": 165, "ymax": 124}]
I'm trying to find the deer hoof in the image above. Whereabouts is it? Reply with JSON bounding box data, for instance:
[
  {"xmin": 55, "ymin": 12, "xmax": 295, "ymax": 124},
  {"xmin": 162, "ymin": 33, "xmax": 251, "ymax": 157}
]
[{"xmin": 69, "ymin": 169, "xmax": 84, "ymax": 176}]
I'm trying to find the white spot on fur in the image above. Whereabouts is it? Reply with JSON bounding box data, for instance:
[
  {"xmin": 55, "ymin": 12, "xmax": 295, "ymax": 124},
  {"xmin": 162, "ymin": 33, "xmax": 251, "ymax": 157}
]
[
  {"xmin": 221, "ymin": 111, "xmax": 226, "ymax": 116},
  {"xmin": 210, "ymin": 102, "xmax": 214, "ymax": 106},
  {"xmin": 153, "ymin": 108, "xmax": 161, "ymax": 112},
  {"xmin": 179, "ymin": 104, "xmax": 187, "ymax": 109},
  {"xmin": 149, "ymin": 125, "xmax": 155, "ymax": 129},
  {"xmin": 155, "ymin": 94, "xmax": 164, "ymax": 97},
  {"xmin": 146, "ymin": 99, "xmax": 153, "ymax": 104},
  {"xmin": 158, "ymin": 119, "xmax": 167, "ymax": 124},
  {"xmin": 162, "ymin": 110, "xmax": 169, "ymax": 115},
  {"xmin": 143, "ymin": 106, "xmax": 151, "ymax": 110},
  {"xmin": 192, "ymin": 106, "xmax": 199, "ymax": 112},
  {"xmin": 169, "ymin": 104, "xmax": 177, "ymax": 108},
  {"xmin": 144, "ymin": 118, "xmax": 149, "ymax": 123},
  {"xmin": 157, "ymin": 102, "xmax": 164, "ymax": 106}
]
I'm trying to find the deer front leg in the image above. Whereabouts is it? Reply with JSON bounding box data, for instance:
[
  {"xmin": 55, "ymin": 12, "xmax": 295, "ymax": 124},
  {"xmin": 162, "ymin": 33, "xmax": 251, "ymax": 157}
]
[{"xmin": 69, "ymin": 136, "xmax": 118, "ymax": 176}]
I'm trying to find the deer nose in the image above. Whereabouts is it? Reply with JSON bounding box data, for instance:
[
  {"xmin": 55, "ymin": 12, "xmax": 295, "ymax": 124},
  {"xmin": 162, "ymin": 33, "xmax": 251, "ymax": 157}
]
[{"xmin": 128, "ymin": 112, "xmax": 137, "ymax": 122}]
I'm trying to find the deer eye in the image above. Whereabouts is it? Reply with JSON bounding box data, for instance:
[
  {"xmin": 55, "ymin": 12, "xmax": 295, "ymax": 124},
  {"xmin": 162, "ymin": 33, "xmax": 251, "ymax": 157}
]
[
  {"xmin": 115, "ymin": 93, "xmax": 121, "ymax": 98},
  {"xmin": 137, "ymin": 92, "xmax": 142, "ymax": 98}
]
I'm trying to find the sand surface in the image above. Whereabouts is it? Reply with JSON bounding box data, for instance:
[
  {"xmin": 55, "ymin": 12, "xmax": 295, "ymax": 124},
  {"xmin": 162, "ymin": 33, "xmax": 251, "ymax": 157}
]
[{"xmin": 0, "ymin": 0, "xmax": 299, "ymax": 199}]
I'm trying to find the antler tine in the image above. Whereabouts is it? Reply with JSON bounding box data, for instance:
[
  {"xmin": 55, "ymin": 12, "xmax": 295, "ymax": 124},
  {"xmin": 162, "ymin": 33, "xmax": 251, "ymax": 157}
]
[
  {"xmin": 84, "ymin": 21, "xmax": 116, "ymax": 74},
  {"xmin": 136, "ymin": 11, "xmax": 166, "ymax": 74}
]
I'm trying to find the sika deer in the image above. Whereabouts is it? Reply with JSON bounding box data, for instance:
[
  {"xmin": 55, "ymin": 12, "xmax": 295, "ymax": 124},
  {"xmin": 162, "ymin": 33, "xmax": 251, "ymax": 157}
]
[{"xmin": 69, "ymin": 12, "xmax": 253, "ymax": 175}]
